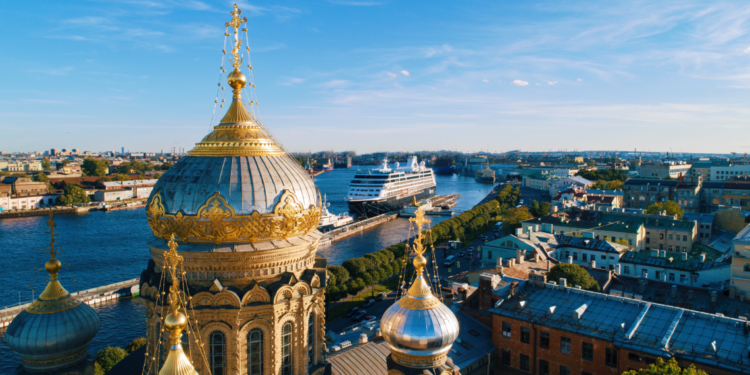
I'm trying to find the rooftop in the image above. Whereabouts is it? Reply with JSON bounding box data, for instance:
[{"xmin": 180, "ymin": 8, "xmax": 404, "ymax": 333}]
[
  {"xmin": 682, "ymin": 212, "xmax": 715, "ymax": 225},
  {"xmin": 556, "ymin": 235, "xmax": 630, "ymax": 254},
  {"xmin": 619, "ymin": 246, "xmax": 728, "ymax": 272},
  {"xmin": 735, "ymin": 224, "xmax": 750, "ymax": 243},
  {"xmin": 491, "ymin": 283, "xmax": 750, "ymax": 373}
]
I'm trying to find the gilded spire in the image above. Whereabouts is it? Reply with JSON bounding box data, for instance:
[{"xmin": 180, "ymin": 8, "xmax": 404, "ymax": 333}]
[
  {"xmin": 158, "ymin": 234, "xmax": 197, "ymax": 375},
  {"xmin": 187, "ymin": 3, "xmax": 287, "ymax": 158},
  {"xmin": 26, "ymin": 212, "xmax": 81, "ymax": 314},
  {"xmin": 400, "ymin": 207, "xmax": 440, "ymax": 304}
]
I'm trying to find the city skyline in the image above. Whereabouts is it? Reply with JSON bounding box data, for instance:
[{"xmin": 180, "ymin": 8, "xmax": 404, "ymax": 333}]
[{"xmin": 1, "ymin": 0, "xmax": 749, "ymax": 153}]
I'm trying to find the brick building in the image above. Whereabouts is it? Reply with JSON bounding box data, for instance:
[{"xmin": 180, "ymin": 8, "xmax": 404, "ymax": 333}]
[{"xmin": 476, "ymin": 275, "xmax": 750, "ymax": 375}]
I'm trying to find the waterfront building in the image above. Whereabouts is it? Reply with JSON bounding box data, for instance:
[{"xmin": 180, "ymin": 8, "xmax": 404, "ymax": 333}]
[
  {"xmin": 138, "ymin": 5, "xmax": 327, "ymax": 375},
  {"xmin": 481, "ymin": 228, "xmax": 557, "ymax": 267},
  {"xmin": 5, "ymin": 214, "xmax": 101, "ymax": 374},
  {"xmin": 0, "ymin": 176, "xmax": 49, "ymax": 197},
  {"xmin": 640, "ymin": 161, "xmax": 692, "ymax": 179}
]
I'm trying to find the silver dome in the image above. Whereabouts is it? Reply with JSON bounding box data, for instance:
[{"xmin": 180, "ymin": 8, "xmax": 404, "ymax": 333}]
[
  {"xmin": 380, "ymin": 299, "xmax": 459, "ymax": 356},
  {"xmin": 6, "ymin": 298, "xmax": 100, "ymax": 371},
  {"xmin": 150, "ymin": 155, "xmax": 317, "ymax": 215}
]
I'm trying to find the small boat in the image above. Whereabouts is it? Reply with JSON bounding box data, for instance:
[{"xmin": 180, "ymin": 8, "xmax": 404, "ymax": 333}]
[{"xmin": 318, "ymin": 195, "xmax": 354, "ymax": 231}]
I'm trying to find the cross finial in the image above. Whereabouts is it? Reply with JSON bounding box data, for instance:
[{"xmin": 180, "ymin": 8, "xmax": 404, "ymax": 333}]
[
  {"xmin": 164, "ymin": 234, "xmax": 184, "ymax": 312},
  {"xmin": 409, "ymin": 207, "xmax": 430, "ymax": 256},
  {"xmin": 225, "ymin": 3, "xmax": 248, "ymax": 69},
  {"xmin": 45, "ymin": 212, "xmax": 59, "ymax": 260}
]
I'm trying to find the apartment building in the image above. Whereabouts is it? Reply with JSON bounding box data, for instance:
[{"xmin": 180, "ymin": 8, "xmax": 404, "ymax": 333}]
[
  {"xmin": 730, "ymin": 225, "xmax": 750, "ymax": 300},
  {"xmin": 488, "ymin": 278, "xmax": 750, "ymax": 375},
  {"xmin": 711, "ymin": 164, "xmax": 750, "ymax": 181},
  {"xmin": 640, "ymin": 161, "xmax": 691, "ymax": 179}
]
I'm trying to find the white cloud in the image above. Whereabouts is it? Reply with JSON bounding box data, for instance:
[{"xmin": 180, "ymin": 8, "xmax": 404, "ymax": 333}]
[
  {"xmin": 745, "ymin": 46, "xmax": 750, "ymax": 54},
  {"xmin": 577, "ymin": 78, "xmax": 584, "ymax": 82},
  {"xmin": 483, "ymin": 79, "xmax": 489, "ymax": 83},
  {"xmin": 548, "ymin": 81, "xmax": 557, "ymax": 85},
  {"xmin": 511, "ymin": 79, "xmax": 529, "ymax": 86},
  {"xmin": 400, "ymin": 70, "xmax": 410, "ymax": 76},
  {"xmin": 280, "ymin": 77, "xmax": 305, "ymax": 86},
  {"xmin": 321, "ymin": 80, "xmax": 350, "ymax": 88},
  {"xmin": 386, "ymin": 72, "xmax": 397, "ymax": 78}
]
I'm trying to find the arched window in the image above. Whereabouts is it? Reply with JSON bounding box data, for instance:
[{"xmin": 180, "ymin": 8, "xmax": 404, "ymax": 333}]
[
  {"xmin": 308, "ymin": 313, "xmax": 315, "ymax": 365},
  {"xmin": 282, "ymin": 323, "xmax": 293, "ymax": 375},
  {"xmin": 247, "ymin": 329, "xmax": 263, "ymax": 375},
  {"xmin": 210, "ymin": 331, "xmax": 226, "ymax": 375}
]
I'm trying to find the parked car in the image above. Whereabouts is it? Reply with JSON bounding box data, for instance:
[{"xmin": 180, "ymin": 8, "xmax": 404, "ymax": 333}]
[
  {"xmin": 345, "ymin": 307, "xmax": 359, "ymax": 317},
  {"xmin": 362, "ymin": 316, "xmax": 376, "ymax": 323},
  {"xmin": 363, "ymin": 299, "xmax": 376, "ymax": 308},
  {"xmin": 375, "ymin": 292, "xmax": 388, "ymax": 301},
  {"xmin": 458, "ymin": 251, "xmax": 465, "ymax": 257},
  {"xmin": 352, "ymin": 310, "xmax": 367, "ymax": 321}
]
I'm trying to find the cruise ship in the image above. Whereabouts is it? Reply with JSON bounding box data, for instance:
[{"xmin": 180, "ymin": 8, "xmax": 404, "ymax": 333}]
[{"xmin": 346, "ymin": 156, "xmax": 437, "ymax": 216}]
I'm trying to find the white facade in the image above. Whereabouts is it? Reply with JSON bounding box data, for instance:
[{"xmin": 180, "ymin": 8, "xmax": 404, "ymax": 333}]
[
  {"xmin": 94, "ymin": 189, "xmax": 135, "ymax": 202},
  {"xmin": 711, "ymin": 164, "xmax": 750, "ymax": 181},
  {"xmin": 6, "ymin": 194, "xmax": 59, "ymax": 211}
]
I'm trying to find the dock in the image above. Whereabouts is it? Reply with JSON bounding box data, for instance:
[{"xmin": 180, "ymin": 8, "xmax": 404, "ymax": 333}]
[
  {"xmin": 320, "ymin": 212, "xmax": 398, "ymax": 245},
  {"xmin": 0, "ymin": 278, "xmax": 140, "ymax": 330},
  {"xmin": 400, "ymin": 194, "xmax": 461, "ymax": 217}
]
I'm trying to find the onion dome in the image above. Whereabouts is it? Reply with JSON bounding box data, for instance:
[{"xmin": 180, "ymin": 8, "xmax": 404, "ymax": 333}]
[
  {"xmin": 146, "ymin": 5, "xmax": 319, "ymax": 245},
  {"xmin": 6, "ymin": 214, "xmax": 100, "ymax": 373},
  {"xmin": 159, "ymin": 235, "xmax": 197, "ymax": 375},
  {"xmin": 380, "ymin": 208, "xmax": 459, "ymax": 369}
]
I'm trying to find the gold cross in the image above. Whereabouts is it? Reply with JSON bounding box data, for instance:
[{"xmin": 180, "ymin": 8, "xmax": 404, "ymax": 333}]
[
  {"xmin": 45, "ymin": 212, "xmax": 58, "ymax": 260},
  {"xmin": 225, "ymin": 4, "xmax": 248, "ymax": 69},
  {"xmin": 164, "ymin": 234, "xmax": 184, "ymax": 310}
]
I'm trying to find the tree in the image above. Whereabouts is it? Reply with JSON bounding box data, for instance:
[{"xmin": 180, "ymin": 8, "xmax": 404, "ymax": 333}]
[
  {"xmin": 82, "ymin": 158, "xmax": 110, "ymax": 177},
  {"xmin": 95, "ymin": 346, "xmax": 127, "ymax": 373},
  {"xmin": 56, "ymin": 159, "xmax": 71, "ymax": 170},
  {"xmin": 645, "ymin": 200, "xmax": 684, "ymax": 219},
  {"xmin": 502, "ymin": 207, "xmax": 534, "ymax": 235},
  {"xmin": 155, "ymin": 172, "xmax": 162, "ymax": 179},
  {"xmin": 114, "ymin": 174, "xmax": 131, "ymax": 181},
  {"xmin": 621, "ymin": 358, "xmax": 708, "ymax": 375},
  {"xmin": 547, "ymin": 263, "xmax": 600, "ymax": 292},
  {"xmin": 327, "ymin": 265, "xmax": 350, "ymax": 287},
  {"xmin": 33, "ymin": 173, "xmax": 52, "ymax": 191},
  {"xmin": 41, "ymin": 157, "xmax": 51, "ymax": 170},
  {"xmin": 529, "ymin": 200, "xmax": 551, "ymax": 217},
  {"xmin": 56, "ymin": 185, "xmax": 90, "ymax": 206},
  {"xmin": 160, "ymin": 162, "xmax": 173, "ymax": 170},
  {"xmin": 125, "ymin": 337, "xmax": 147, "ymax": 353}
]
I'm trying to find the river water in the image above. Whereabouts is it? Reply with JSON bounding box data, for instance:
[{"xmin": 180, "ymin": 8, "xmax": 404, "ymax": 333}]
[{"xmin": 0, "ymin": 167, "xmax": 494, "ymax": 371}]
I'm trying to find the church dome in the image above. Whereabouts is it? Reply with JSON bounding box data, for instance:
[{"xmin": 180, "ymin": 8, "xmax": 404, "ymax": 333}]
[
  {"xmin": 147, "ymin": 67, "xmax": 320, "ymax": 245},
  {"xmin": 6, "ymin": 217, "xmax": 100, "ymax": 372},
  {"xmin": 380, "ymin": 209, "xmax": 459, "ymax": 369}
]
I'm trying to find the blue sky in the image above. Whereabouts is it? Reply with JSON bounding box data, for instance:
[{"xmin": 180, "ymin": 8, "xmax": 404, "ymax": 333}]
[{"xmin": 1, "ymin": 1, "xmax": 749, "ymax": 154}]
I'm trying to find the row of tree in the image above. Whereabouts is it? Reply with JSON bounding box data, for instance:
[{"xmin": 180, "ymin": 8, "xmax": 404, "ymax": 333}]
[
  {"xmin": 591, "ymin": 179, "xmax": 624, "ymax": 190},
  {"xmin": 325, "ymin": 243, "xmax": 409, "ymax": 304},
  {"xmin": 81, "ymin": 158, "xmax": 173, "ymax": 177},
  {"xmin": 575, "ymin": 169, "xmax": 628, "ymax": 182}
]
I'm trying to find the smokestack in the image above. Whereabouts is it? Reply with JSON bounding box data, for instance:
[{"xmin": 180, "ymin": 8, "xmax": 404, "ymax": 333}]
[{"xmin": 559, "ymin": 278, "xmax": 567, "ymax": 290}]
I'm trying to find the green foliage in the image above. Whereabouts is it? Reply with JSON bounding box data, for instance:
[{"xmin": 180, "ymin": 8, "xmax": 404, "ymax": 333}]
[
  {"xmin": 114, "ymin": 174, "xmax": 131, "ymax": 181},
  {"xmin": 95, "ymin": 176, "xmax": 112, "ymax": 183},
  {"xmin": 529, "ymin": 200, "xmax": 551, "ymax": 217},
  {"xmin": 115, "ymin": 161, "xmax": 152, "ymax": 174},
  {"xmin": 547, "ymin": 263, "xmax": 600, "ymax": 292},
  {"xmin": 125, "ymin": 337, "xmax": 147, "ymax": 353},
  {"xmin": 33, "ymin": 173, "xmax": 53, "ymax": 191},
  {"xmin": 94, "ymin": 362, "xmax": 105, "ymax": 375},
  {"xmin": 95, "ymin": 346, "xmax": 127, "ymax": 373},
  {"xmin": 56, "ymin": 159, "xmax": 71, "ymax": 169},
  {"xmin": 501, "ymin": 207, "xmax": 534, "ymax": 235},
  {"xmin": 155, "ymin": 172, "xmax": 162, "ymax": 179},
  {"xmin": 621, "ymin": 358, "xmax": 708, "ymax": 375},
  {"xmin": 41, "ymin": 157, "xmax": 51, "ymax": 170},
  {"xmin": 160, "ymin": 162, "xmax": 173, "ymax": 170},
  {"xmin": 327, "ymin": 265, "xmax": 349, "ymax": 287},
  {"xmin": 56, "ymin": 185, "xmax": 90, "ymax": 206},
  {"xmin": 645, "ymin": 200, "xmax": 684, "ymax": 219},
  {"xmin": 575, "ymin": 169, "xmax": 627, "ymax": 182},
  {"xmin": 591, "ymin": 179, "xmax": 624, "ymax": 190},
  {"xmin": 82, "ymin": 158, "xmax": 110, "ymax": 177}
]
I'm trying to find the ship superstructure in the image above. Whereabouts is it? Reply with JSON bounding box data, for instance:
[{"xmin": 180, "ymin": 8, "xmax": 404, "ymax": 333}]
[{"xmin": 346, "ymin": 156, "xmax": 436, "ymax": 216}]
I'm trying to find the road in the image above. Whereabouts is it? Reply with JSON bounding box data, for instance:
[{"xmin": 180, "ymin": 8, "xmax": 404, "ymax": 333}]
[{"xmin": 324, "ymin": 183, "xmax": 551, "ymax": 332}]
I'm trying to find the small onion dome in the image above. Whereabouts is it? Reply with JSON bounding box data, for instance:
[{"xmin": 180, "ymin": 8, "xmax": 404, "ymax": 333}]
[
  {"xmin": 6, "ymin": 258, "xmax": 100, "ymax": 372},
  {"xmin": 158, "ymin": 310, "xmax": 196, "ymax": 375},
  {"xmin": 380, "ymin": 253, "xmax": 459, "ymax": 369}
]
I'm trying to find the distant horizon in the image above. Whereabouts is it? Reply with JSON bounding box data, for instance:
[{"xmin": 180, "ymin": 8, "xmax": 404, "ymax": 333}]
[{"xmin": 1, "ymin": 1, "xmax": 749, "ymax": 153}]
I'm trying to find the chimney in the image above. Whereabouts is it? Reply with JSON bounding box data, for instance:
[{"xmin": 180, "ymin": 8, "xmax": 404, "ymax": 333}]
[
  {"xmin": 615, "ymin": 264, "xmax": 621, "ymax": 274},
  {"xmin": 681, "ymin": 252, "xmax": 688, "ymax": 261},
  {"xmin": 671, "ymin": 285, "xmax": 677, "ymax": 299},
  {"xmin": 510, "ymin": 281, "xmax": 519, "ymax": 298},
  {"xmin": 516, "ymin": 228, "xmax": 524, "ymax": 236},
  {"xmin": 359, "ymin": 333, "xmax": 368, "ymax": 344},
  {"xmin": 517, "ymin": 254, "xmax": 524, "ymax": 264},
  {"xmin": 650, "ymin": 249, "xmax": 659, "ymax": 257},
  {"xmin": 589, "ymin": 260, "xmax": 596, "ymax": 269},
  {"xmin": 659, "ymin": 250, "xmax": 666, "ymax": 258},
  {"xmin": 559, "ymin": 278, "xmax": 567, "ymax": 290},
  {"xmin": 568, "ymin": 256, "xmax": 573, "ymax": 264}
]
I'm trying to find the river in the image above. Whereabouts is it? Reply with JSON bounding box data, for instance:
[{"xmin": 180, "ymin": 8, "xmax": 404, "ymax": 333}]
[{"xmin": 0, "ymin": 167, "xmax": 495, "ymax": 371}]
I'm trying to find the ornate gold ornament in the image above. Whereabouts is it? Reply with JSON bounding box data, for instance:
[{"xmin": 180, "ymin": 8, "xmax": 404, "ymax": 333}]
[
  {"xmin": 147, "ymin": 190, "xmax": 321, "ymax": 244},
  {"xmin": 27, "ymin": 213, "xmax": 82, "ymax": 315},
  {"xmin": 397, "ymin": 207, "xmax": 441, "ymax": 310},
  {"xmin": 390, "ymin": 351, "xmax": 448, "ymax": 370}
]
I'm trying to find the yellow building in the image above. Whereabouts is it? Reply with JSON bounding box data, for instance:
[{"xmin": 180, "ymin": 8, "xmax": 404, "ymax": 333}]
[{"xmin": 731, "ymin": 224, "xmax": 750, "ymax": 299}]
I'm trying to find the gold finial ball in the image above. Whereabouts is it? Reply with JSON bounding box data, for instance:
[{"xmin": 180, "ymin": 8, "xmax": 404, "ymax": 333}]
[
  {"xmin": 414, "ymin": 254, "xmax": 427, "ymax": 269},
  {"xmin": 227, "ymin": 69, "xmax": 247, "ymax": 90},
  {"xmin": 164, "ymin": 311, "xmax": 187, "ymax": 331},
  {"xmin": 45, "ymin": 258, "xmax": 61, "ymax": 274}
]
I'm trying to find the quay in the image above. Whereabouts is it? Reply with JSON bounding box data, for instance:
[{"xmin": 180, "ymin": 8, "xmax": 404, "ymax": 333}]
[
  {"xmin": 400, "ymin": 194, "xmax": 461, "ymax": 217},
  {"xmin": 320, "ymin": 212, "xmax": 399, "ymax": 245},
  {"xmin": 0, "ymin": 199, "xmax": 148, "ymax": 220},
  {"xmin": 0, "ymin": 278, "xmax": 140, "ymax": 331}
]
